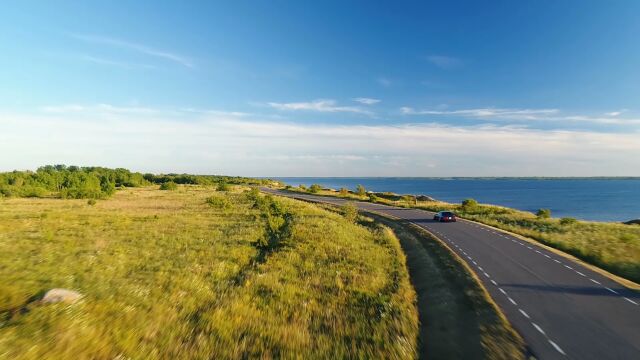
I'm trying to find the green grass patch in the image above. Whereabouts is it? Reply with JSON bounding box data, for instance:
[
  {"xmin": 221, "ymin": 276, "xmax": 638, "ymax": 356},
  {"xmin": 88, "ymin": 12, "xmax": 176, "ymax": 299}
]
[{"xmin": 0, "ymin": 187, "xmax": 418, "ymax": 359}]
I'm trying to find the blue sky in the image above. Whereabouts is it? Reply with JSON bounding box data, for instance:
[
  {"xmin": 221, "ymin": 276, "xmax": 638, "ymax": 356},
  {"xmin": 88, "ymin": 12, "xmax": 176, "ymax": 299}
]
[{"xmin": 2, "ymin": 1, "xmax": 639, "ymax": 176}]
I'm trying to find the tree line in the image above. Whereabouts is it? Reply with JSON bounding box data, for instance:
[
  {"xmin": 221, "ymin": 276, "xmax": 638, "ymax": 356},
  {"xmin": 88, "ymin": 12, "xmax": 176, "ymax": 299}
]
[{"xmin": 0, "ymin": 165, "xmax": 273, "ymax": 199}]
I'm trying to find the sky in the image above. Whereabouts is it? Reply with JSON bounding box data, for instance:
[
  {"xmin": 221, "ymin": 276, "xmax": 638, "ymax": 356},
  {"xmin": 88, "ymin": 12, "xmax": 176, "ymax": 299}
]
[{"xmin": 1, "ymin": 1, "xmax": 640, "ymax": 176}]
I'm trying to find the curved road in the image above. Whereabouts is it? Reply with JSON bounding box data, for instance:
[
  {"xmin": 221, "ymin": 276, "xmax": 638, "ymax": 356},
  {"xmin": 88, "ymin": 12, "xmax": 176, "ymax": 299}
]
[{"xmin": 264, "ymin": 189, "xmax": 640, "ymax": 360}]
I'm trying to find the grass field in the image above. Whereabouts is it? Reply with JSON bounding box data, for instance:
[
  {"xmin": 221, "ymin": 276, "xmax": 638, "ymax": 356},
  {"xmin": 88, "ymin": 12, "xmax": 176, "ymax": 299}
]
[
  {"xmin": 287, "ymin": 186, "xmax": 640, "ymax": 284},
  {"xmin": 0, "ymin": 186, "xmax": 418, "ymax": 359}
]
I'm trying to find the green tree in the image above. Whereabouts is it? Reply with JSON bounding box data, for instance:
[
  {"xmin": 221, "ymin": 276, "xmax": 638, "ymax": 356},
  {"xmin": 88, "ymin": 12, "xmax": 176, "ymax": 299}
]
[
  {"xmin": 536, "ymin": 208, "xmax": 551, "ymax": 219},
  {"xmin": 160, "ymin": 182, "xmax": 178, "ymax": 191},
  {"xmin": 461, "ymin": 198, "xmax": 478, "ymax": 210}
]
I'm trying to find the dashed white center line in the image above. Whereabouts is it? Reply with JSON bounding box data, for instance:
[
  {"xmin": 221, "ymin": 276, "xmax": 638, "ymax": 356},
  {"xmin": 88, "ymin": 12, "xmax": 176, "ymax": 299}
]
[
  {"xmin": 544, "ymin": 254, "xmax": 551, "ymax": 259},
  {"xmin": 549, "ymin": 340, "xmax": 566, "ymax": 356},
  {"xmin": 472, "ymin": 261, "xmax": 478, "ymax": 265},
  {"xmin": 490, "ymin": 280, "xmax": 498, "ymax": 286},
  {"xmin": 478, "ymin": 266, "xmax": 484, "ymax": 271},
  {"xmin": 535, "ymin": 250, "xmax": 541, "ymax": 254},
  {"xmin": 564, "ymin": 265, "xmax": 573, "ymax": 270},
  {"xmin": 527, "ymin": 246, "xmax": 533, "ymax": 250},
  {"xmin": 554, "ymin": 259, "xmax": 561, "ymax": 264},
  {"xmin": 605, "ymin": 287, "xmax": 619, "ymax": 294},
  {"xmin": 576, "ymin": 271, "xmax": 586, "ymax": 277},
  {"xmin": 508, "ymin": 297, "xmax": 517, "ymax": 305},
  {"xmin": 623, "ymin": 297, "xmax": 638, "ymax": 305},
  {"xmin": 499, "ymin": 288, "xmax": 507, "ymax": 295},
  {"xmin": 590, "ymin": 279, "xmax": 601, "ymax": 285},
  {"xmin": 519, "ymin": 309, "xmax": 530, "ymax": 319},
  {"xmin": 532, "ymin": 323, "xmax": 546, "ymax": 335},
  {"xmin": 483, "ymin": 272, "xmax": 491, "ymax": 278}
]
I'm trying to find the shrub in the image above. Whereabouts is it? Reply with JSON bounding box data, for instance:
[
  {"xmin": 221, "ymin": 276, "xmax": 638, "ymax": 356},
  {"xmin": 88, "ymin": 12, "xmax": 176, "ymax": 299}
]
[
  {"xmin": 299, "ymin": 184, "xmax": 307, "ymax": 191},
  {"xmin": 342, "ymin": 202, "xmax": 359, "ymax": 223},
  {"xmin": 159, "ymin": 182, "xmax": 178, "ymax": 191},
  {"xmin": 87, "ymin": 199, "xmax": 97, "ymax": 206},
  {"xmin": 339, "ymin": 188, "xmax": 349, "ymax": 196},
  {"xmin": 403, "ymin": 195, "xmax": 416, "ymax": 205},
  {"xmin": 461, "ymin": 198, "xmax": 478, "ymax": 209},
  {"xmin": 560, "ymin": 217, "xmax": 577, "ymax": 225},
  {"xmin": 217, "ymin": 182, "xmax": 231, "ymax": 191},
  {"xmin": 368, "ymin": 193, "xmax": 379, "ymax": 202},
  {"xmin": 536, "ymin": 208, "xmax": 551, "ymax": 219},
  {"xmin": 206, "ymin": 195, "xmax": 231, "ymax": 210},
  {"xmin": 356, "ymin": 184, "xmax": 366, "ymax": 196},
  {"xmin": 309, "ymin": 184, "xmax": 322, "ymax": 193}
]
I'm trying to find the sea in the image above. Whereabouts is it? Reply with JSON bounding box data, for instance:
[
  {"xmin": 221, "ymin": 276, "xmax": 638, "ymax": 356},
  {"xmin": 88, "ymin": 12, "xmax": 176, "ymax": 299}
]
[{"xmin": 274, "ymin": 178, "xmax": 640, "ymax": 222}]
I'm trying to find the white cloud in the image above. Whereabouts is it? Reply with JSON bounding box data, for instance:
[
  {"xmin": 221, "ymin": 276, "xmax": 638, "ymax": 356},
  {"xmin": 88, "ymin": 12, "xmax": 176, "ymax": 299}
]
[
  {"xmin": 1, "ymin": 106, "xmax": 639, "ymax": 176},
  {"xmin": 80, "ymin": 55, "xmax": 156, "ymax": 69},
  {"xmin": 72, "ymin": 34, "xmax": 194, "ymax": 68},
  {"xmin": 425, "ymin": 55, "xmax": 463, "ymax": 69},
  {"xmin": 401, "ymin": 106, "xmax": 640, "ymax": 125},
  {"xmin": 267, "ymin": 99, "xmax": 373, "ymax": 115},
  {"xmin": 353, "ymin": 97, "xmax": 381, "ymax": 105}
]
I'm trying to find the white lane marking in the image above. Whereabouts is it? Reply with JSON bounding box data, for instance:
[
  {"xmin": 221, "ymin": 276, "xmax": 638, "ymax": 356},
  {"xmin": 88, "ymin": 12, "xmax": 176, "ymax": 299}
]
[
  {"xmin": 564, "ymin": 265, "xmax": 573, "ymax": 270},
  {"xmin": 483, "ymin": 272, "xmax": 491, "ymax": 278},
  {"xmin": 518, "ymin": 242, "xmax": 525, "ymax": 246},
  {"xmin": 554, "ymin": 259, "xmax": 561, "ymax": 264},
  {"xmin": 535, "ymin": 250, "xmax": 541, "ymax": 254},
  {"xmin": 508, "ymin": 297, "xmax": 517, "ymax": 305},
  {"xmin": 527, "ymin": 246, "xmax": 533, "ymax": 250},
  {"xmin": 590, "ymin": 279, "xmax": 601, "ymax": 285},
  {"xmin": 576, "ymin": 271, "xmax": 586, "ymax": 277},
  {"xmin": 519, "ymin": 309, "xmax": 530, "ymax": 319},
  {"xmin": 549, "ymin": 340, "xmax": 566, "ymax": 356},
  {"xmin": 544, "ymin": 254, "xmax": 551, "ymax": 259},
  {"xmin": 472, "ymin": 261, "xmax": 478, "ymax": 265},
  {"xmin": 490, "ymin": 280, "xmax": 498, "ymax": 286},
  {"xmin": 624, "ymin": 297, "xmax": 638, "ymax": 305},
  {"xmin": 605, "ymin": 287, "xmax": 619, "ymax": 294},
  {"xmin": 499, "ymin": 288, "xmax": 507, "ymax": 295},
  {"xmin": 532, "ymin": 323, "xmax": 546, "ymax": 335}
]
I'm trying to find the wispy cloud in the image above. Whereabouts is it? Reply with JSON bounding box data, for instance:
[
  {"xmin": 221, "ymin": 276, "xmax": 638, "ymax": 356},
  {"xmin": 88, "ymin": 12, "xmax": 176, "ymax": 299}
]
[
  {"xmin": 71, "ymin": 34, "xmax": 194, "ymax": 68},
  {"xmin": 267, "ymin": 99, "xmax": 373, "ymax": 115},
  {"xmin": 353, "ymin": 97, "xmax": 380, "ymax": 105},
  {"xmin": 80, "ymin": 55, "xmax": 156, "ymax": 70},
  {"xmin": 377, "ymin": 77, "xmax": 392, "ymax": 87},
  {"xmin": 3, "ymin": 106, "xmax": 639, "ymax": 176},
  {"xmin": 425, "ymin": 55, "xmax": 463, "ymax": 69},
  {"xmin": 401, "ymin": 106, "xmax": 640, "ymax": 125}
]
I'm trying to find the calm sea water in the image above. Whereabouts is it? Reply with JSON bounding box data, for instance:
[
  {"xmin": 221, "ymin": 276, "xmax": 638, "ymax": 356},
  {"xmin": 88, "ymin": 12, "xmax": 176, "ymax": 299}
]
[{"xmin": 275, "ymin": 178, "xmax": 640, "ymax": 222}]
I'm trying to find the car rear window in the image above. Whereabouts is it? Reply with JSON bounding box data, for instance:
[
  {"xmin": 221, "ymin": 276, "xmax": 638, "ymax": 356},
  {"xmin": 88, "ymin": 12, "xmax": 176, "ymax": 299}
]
[{"xmin": 441, "ymin": 212, "xmax": 454, "ymax": 216}]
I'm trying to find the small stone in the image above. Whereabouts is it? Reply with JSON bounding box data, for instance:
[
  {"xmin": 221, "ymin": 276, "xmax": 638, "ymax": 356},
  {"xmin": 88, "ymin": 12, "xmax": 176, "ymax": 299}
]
[{"xmin": 41, "ymin": 288, "xmax": 82, "ymax": 304}]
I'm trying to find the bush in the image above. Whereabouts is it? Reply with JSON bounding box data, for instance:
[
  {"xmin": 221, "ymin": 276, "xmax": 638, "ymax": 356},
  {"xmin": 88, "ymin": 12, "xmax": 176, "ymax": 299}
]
[
  {"xmin": 206, "ymin": 195, "xmax": 231, "ymax": 210},
  {"xmin": 298, "ymin": 184, "xmax": 307, "ymax": 191},
  {"xmin": 159, "ymin": 182, "xmax": 178, "ymax": 191},
  {"xmin": 560, "ymin": 217, "xmax": 577, "ymax": 225},
  {"xmin": 536, "ymin": 208, "xmax": 551, "ymax": 219},
  {"xmin": 356, "ymin": 184, "xmax": 366, "ymax": 196},
  {"xmin": 461, "ymin": 198, "xmax": 478, "ymax": 209},
  {"xmin": 309, "ymin": 184, "xmax": 322, "ymax": 193},
  {"xmin": 217, "ymin": 182, "xmax": 231, "ymax": 191},
  {"xmin": 339, "ymin": 188, "xmax": 349, "ymax": 196},
  {"xmin": 342, "ymin": 202, "xmax": 359, "ymax": 223},
  {"xmin": 87, "ymin": 199, "xmax": 97, "ymax": 206},
  {"xmin": 368, "ymin": 193, "xmax": 379, "ymax": 202}
]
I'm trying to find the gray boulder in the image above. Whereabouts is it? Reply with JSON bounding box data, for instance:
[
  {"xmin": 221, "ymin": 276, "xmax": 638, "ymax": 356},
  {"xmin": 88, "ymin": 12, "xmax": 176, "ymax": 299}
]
[{"xmin": 41, "ymin": 288, "xmax": 83, "ymax": 304}]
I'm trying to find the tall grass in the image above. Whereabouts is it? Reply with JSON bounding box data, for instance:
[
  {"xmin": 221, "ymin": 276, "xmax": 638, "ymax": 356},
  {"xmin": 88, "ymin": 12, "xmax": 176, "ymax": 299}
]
[{"xmin": 0, "ymin": 186, "xmax": 418, "ymax": 359}]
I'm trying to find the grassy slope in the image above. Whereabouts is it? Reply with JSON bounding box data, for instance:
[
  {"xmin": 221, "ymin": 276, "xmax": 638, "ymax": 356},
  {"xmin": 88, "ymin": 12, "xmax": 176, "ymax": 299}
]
[
  {"xmin": 0, "ymin": 186, "xmax": 418, "ymax": 359},
  {"xmin": 291, "ymin": 187, "xmax": 640, "ymax": 284}
]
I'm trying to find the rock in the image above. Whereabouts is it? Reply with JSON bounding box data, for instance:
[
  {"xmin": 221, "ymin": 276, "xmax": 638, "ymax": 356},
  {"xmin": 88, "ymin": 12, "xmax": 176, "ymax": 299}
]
[
  {"xmin": 416, "ymin": 195, "xmax": 436, "ymax": 202},
  {"xmin": 623, "ymin": 219, "xmax": 640, "ymax": 226},
  {"xmin": 41, "ymin": 288, "xmax": 82, "ymax": 304}
]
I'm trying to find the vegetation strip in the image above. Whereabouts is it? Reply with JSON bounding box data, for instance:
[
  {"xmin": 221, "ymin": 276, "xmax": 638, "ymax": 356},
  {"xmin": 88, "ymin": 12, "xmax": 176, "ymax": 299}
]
[{"xmin": 285, "ymin": 196, "xmax": 526, "ymax": 359}]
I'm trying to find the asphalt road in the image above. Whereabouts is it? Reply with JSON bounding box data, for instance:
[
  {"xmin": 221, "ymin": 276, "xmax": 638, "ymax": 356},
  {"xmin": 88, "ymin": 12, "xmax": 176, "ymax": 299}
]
[{"xmin": 263, "ymin": 189, "xmax": 640, "ymax": 360}]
